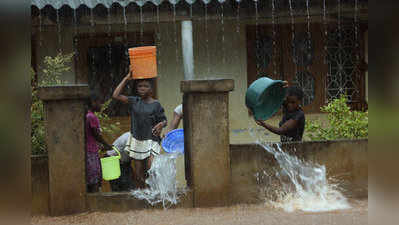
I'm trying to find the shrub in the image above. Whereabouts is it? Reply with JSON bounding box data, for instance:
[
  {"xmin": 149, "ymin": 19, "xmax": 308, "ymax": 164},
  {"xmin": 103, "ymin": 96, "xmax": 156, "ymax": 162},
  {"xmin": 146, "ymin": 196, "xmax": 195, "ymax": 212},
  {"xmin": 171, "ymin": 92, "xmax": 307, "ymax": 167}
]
[
  {"xmin": 305, "ymin": 95, "xmax": 368, "ymax": 141},
  {"xmin": 95, "ymin": 99, "xmax": 120, "ymax": 138},
  {"xmin": 31, "ymin": 53, "xmax": 120, "ymax": 155}
]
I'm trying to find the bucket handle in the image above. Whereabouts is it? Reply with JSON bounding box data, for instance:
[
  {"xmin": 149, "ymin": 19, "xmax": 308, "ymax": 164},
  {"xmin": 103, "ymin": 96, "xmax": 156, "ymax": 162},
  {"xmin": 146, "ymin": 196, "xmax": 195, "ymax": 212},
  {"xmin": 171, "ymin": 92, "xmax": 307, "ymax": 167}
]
[{"xmin": 104, "ymin": 146, "xmax": 121, "ymax": 160}]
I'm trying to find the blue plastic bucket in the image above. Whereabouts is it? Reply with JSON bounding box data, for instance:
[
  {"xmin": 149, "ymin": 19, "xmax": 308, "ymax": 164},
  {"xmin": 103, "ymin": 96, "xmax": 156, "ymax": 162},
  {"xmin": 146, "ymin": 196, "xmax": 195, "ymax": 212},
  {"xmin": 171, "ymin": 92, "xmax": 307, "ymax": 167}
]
[
  {"xmin": 162, "ymin": 129, "xmax": 184, "ymax": 154},
  {"xmin": 245, "ymin": 77, "xmax": 287, "ymax": 120}
]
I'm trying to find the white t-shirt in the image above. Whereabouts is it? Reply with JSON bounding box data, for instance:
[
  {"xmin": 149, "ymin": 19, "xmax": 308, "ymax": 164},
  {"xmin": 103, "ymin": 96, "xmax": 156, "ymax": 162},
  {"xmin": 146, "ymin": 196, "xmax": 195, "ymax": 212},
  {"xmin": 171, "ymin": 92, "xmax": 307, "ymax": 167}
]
[
  {"xmin": 107, "ymin": 132, "xmax": 131, "ymax": 163},
  {"xmin": 174, "ymin": 104, "xmax": 183, "ymax": 117}
]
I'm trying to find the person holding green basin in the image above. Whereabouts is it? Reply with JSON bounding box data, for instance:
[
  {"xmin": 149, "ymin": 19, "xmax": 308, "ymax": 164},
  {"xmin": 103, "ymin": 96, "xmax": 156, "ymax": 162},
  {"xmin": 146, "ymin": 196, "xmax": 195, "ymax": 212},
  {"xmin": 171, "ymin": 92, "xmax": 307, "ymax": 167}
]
[{"xmin": 252, "ymin": 81, "xmax": 305, "ymax": 142}]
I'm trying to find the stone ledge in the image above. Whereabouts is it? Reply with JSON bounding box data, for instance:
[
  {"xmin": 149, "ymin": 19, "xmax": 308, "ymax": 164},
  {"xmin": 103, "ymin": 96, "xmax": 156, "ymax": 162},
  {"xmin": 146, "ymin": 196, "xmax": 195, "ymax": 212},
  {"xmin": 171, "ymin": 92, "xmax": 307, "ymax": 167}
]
[
  {"xmin": 181, "ymin": 79, "xmax": 234, "ymax": 93},
  {"xmin": 37, "ymin": 85, "xmax": 90, "ymax": 101},
  {"xmin": 86, "ymin": 190, "xmax": 193, "ymax": 212},
  {"xmin": 230, "ymin": 139, "xmax": 368, "ymax": 204}
]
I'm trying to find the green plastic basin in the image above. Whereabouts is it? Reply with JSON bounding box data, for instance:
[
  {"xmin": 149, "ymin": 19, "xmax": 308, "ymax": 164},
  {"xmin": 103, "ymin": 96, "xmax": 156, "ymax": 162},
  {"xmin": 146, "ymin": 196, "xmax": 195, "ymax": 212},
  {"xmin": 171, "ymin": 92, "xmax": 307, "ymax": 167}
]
[{"xmin": 245, "ymin": 77, "xmax": 287, "ymax": 120}]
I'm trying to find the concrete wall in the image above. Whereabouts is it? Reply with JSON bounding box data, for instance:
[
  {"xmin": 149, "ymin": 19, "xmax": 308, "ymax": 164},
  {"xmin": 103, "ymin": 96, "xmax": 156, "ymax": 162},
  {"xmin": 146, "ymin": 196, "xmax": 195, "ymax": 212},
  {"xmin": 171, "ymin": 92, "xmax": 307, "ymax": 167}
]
[
  {"xmin": 32, "ymin": 139, "xmax": 367, "ymax": 214},
  {"xmin": 230, "ymin": 139, "xmax": 368, "ymax": 204},
  {"xmin": 31, "ymin": 155, "xmax": 49, "ymax": 215}
]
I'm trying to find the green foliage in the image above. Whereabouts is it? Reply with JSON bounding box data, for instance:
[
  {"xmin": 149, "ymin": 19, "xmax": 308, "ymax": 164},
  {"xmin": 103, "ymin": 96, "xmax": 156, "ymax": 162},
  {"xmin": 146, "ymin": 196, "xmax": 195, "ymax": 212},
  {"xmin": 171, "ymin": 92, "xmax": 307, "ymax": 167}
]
[
  {"xmin": 95, "ymin": 99, "xmax": 120, "ymax": 137},
  {"xmin": 305, "ymin": 95, "xmax": 368, "ymax": 141},
  {"xmin": 40, "ymin": 52, "xmax": 73, "ymax": 86},
  {"xmin": 31, "ymin": 53, "xmax": 74, "ymax": 155},
  {"xmin": 31, "ymin": 52, "xmax": 119, "ymax": 155},
  {"xmin": 31, "ymin": 68, "xmax": 47, "ymax": 155}
]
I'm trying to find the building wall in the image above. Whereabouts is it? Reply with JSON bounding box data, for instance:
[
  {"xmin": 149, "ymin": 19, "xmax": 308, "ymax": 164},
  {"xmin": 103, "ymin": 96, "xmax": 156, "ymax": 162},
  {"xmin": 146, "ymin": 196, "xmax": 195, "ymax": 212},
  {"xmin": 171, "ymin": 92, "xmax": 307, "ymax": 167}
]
[{"xmin": 33, "ymin": 18, "xmax": 332, "ymax": 144}]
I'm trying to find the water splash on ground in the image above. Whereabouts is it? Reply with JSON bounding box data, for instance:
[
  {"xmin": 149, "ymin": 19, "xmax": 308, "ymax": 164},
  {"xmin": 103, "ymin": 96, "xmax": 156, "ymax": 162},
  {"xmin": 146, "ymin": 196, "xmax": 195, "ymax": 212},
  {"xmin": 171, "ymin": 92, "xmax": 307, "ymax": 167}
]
[
  {"xmin": 250, "ymin": 128, "xmax": 351, "ymax": 212},
  {"xmin": 131, "ymin": 153, "xmax": 186, "ymax": 208}
]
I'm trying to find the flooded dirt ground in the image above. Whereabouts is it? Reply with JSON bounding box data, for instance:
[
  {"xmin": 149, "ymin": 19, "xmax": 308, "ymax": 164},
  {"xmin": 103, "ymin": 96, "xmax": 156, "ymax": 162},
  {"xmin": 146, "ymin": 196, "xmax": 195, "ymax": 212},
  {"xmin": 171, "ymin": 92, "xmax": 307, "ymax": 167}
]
[{"xmin": 32, "ymin": 199, "xmax": 367, "ymax": 225}]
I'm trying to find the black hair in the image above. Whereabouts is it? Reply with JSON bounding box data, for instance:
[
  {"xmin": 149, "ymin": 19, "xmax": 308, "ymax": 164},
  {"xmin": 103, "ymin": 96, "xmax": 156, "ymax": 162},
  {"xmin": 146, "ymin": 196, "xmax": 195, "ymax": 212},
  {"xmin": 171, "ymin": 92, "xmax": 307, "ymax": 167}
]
[
  {"xmin": 135, "ymin": 78, "xmax": 154, "ymax": 89},
  {"xmin": 287, "ymin": 86, "xmax": 304, "ymax": 101},
  {"xmin": 86, "ymin": 92, "xmax": 100, "ymax": 110}
]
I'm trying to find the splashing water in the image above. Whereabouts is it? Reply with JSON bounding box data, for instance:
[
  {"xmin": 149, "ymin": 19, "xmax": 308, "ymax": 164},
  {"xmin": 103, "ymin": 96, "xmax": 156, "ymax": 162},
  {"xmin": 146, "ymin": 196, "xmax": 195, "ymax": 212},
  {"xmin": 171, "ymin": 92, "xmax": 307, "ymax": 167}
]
[
  {"xmin": 140, "ymin": 6, "xmax": 144, "ymax": 45},
  {"xmin": 249, "ymin": 129, "xmax": 351, "ymax": 212},
  {"xmin": 131, "ymin": 153, "xmax": 186, "ymax": 208}
]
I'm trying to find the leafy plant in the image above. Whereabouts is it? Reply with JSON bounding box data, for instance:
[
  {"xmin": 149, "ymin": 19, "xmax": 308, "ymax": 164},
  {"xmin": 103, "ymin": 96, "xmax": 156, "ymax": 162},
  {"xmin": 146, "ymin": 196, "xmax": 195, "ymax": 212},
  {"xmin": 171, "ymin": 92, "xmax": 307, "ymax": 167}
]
[
  {"xmin": 31, "ymin": 68, "xmax": 47, "ymax": 155},
  {"xmin": 31, "ymin": 52, "xmax": 120, "ymax": 155},
  {"xmin": 95, "ymin": 99, "xmax": 120, "ymax": 138},
  {"xmin": 40, "ymin": 52, "xmax": 74, "ymax": 86},
  {"xmin": 31, "ymin": 53, "xmax": 74, "ymax": 155},
  {"xmin": 305, "ymin": 95, "xmax": 368, "ymax": 141}
]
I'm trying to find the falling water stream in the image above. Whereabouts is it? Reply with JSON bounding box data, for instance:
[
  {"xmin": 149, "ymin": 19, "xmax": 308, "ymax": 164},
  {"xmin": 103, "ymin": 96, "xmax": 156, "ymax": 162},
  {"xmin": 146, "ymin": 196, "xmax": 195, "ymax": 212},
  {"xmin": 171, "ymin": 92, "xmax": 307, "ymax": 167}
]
[
  {"xmin": 156, "ymin": 5, "xmax": 162, "ymax": 67},
  {"xmin": 337, "ymin": 0, "xmax": 343, "ymax": 95},
  {"xmin": 235, "ymin": 1, "xmax": 241, "ymax": 70},
  {"xmin": 73, "ymin": 9, "xmax": 78, "ymax": 39},
  {"xmin": 73, "ymin": 9, "xmax": 79, "ymax": 70},
  {"xmin": 354, "ymin": 0, "xmax": 359, "ymax": 63},
  {"xmin": 288, "ymin": 0, "xmax": 297, "ymax": 74},
  {"xmin": 236, "ymin": 1, "xmax": 240, "ymax": 34},
  {"xmin": 123, "ymin": 6, "xmax": 128, "ymax": 41},
  {"xmin": 306, "ymin": 0, "xmax": 311, "ymax": 40},
  {"xmin": 172, "ymin": 4, "xmax": 179, "ymax": 75},
  {"xmin": 89, "ymin": 8, "xmax": 96, "ymax": 85},
  {"xmin": 271, "ymin": 0, "xmax": 277, "ymax": 77},
  {"xmin": 107, "ymin": 8, "xmax": 113, "ymax": 79},
  {"xmin": 305, "ymin": 0, "xmax": 312, "ymax": 62},
  {"xmin": 131, "ymin": 153, "xmax": 185, "ymax": 208},
  {"xmin": 205, "ymin": 3, "xmax": 210, "ymax": 75},
  {"xmin": 90, "ymin": 8, "xmax": 94, "ymax": 30},
  {"xmin": 322, "ymin": 0, "xmax": 328, "ymax": 65},
  {"xmin": 56, "ymin": 9, "xmax": 61, "ymax": 52},
  {"xmin": 38, "ymin": 9, "xmax": 42, "ymax": 46},
  {"xmin": 190, "ymin": 4, "xmax": 193, "ymax": 18},
  {"xmin": 219, "ymin": 1, "xmax": 225, "ymax": 65},
  {"xmin": 122, "ymin": 6, "xmax": 128, "ymax": 70},
  {"xmin": 254, "ymin": 0, "xmax": 260, "ymax": 74},
  {"xmin": 249, "ymin": 129, "xmax": 351, "ymax": 212},
  {"xmin": 140, "ymin": 6, "xmax": 144, "ymax": 45}
]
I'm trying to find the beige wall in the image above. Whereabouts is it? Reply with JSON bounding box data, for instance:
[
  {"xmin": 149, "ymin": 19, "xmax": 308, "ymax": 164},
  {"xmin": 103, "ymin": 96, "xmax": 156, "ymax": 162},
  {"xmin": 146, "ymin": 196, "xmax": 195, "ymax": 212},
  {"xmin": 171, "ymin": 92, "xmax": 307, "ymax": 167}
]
[{"xmin": 33, "ymin": 18, "xmax": 329, "ymax": 144}]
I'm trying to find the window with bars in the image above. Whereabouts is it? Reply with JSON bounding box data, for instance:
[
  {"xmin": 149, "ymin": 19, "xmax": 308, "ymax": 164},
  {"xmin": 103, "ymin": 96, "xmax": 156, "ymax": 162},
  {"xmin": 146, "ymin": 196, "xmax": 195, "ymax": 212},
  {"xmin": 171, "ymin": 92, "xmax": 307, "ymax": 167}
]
[
  {"xmin": 325, "ymin": 24, "xmax": 361, "ymax": 103},
  {"xmin": 247, "ymin": 22, "xmax": 367, "ymax": 113}
]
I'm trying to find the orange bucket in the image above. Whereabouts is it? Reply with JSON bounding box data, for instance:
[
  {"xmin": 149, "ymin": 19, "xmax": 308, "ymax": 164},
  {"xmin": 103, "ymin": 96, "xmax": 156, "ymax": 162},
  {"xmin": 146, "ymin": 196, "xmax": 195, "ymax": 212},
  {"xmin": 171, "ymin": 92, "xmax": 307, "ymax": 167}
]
[{"xmin": 129, "ymin": 46, "xmax": 157, "ymax": 79}]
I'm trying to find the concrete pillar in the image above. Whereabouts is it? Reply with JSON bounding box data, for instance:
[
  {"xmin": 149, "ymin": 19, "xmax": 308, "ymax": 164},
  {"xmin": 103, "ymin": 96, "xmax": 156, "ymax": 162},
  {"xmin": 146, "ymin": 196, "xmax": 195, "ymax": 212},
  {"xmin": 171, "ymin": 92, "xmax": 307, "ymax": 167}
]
[
  {"xmin": 38, "ymin": 85, "xmax": 89, "ymax": 216},
  {"xmin": 181, "ymin": 79, "xmax": 234, "ymax": 207}
]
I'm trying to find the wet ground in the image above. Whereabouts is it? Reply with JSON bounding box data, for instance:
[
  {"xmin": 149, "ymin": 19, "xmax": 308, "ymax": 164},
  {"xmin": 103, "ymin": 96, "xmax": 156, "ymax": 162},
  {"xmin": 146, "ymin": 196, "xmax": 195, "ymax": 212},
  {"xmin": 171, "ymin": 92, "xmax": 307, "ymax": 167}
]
[{"xmin": 31, "ymin": 199, "xmax": 367, "ymax": 225}]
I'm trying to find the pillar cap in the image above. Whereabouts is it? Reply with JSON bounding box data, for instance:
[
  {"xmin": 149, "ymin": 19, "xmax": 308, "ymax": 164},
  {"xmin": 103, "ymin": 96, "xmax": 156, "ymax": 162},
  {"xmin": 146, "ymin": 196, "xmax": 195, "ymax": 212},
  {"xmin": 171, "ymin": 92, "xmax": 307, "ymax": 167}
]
[
  {"xmin": 181, "ymin": 79, "xmax": 234, "ymax": 93},
  {"xmin": 37, "ymin": 84, "xmax": 90, "ymax": 101}
]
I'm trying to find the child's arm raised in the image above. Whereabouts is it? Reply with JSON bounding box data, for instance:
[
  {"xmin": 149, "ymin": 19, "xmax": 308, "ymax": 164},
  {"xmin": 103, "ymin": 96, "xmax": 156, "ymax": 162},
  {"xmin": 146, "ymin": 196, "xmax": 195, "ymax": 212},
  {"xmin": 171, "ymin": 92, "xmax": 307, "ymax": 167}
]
[{"xmin": 112, "ymin": 71, "xmax": 133, "ymax": 104}]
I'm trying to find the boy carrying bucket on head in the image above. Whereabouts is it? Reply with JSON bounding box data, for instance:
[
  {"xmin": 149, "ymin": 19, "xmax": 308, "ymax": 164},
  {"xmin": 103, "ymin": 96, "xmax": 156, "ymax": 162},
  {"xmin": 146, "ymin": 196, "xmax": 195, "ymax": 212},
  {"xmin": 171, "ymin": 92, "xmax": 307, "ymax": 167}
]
[
  {"xmin": 85, "ymin": 93, "xmax": 113, "ymax": 193},
  {"xmin": 253, "ymin": 85, "xmax": 306, "ymax": 142},
  {"xmin": 113, "ymin": 71, "xmax": 167, "ymax": 189}
]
